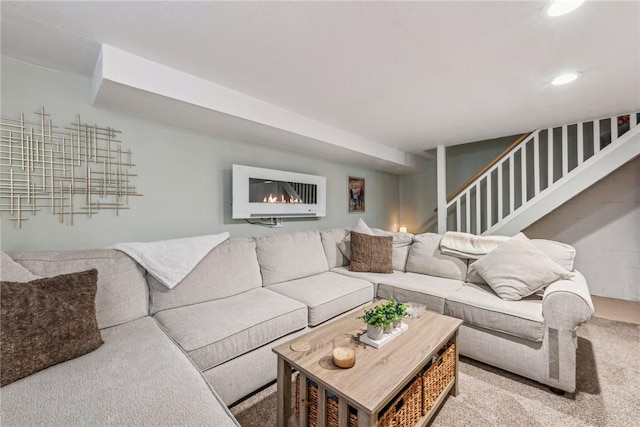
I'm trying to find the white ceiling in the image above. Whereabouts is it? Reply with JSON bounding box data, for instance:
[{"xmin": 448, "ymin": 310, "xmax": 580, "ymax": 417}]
[{"xmin": 2, "ymin": 1, "xmax": 639, "ymax": 174}]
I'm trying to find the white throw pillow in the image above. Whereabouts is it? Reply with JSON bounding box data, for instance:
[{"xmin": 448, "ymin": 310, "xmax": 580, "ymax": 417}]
[
  {"xmin": 473, "ymin": 233, "xmax": 573, "ymax": 301},
  {"xmin": 338, "ymin": 218, "xmax": 375, "ymax": 260},
  {"xmin": 0, "ymin": 251, "xmax": 40, "ymax": 282}
]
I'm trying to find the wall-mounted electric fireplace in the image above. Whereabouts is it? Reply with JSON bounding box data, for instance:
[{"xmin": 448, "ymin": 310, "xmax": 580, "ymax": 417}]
[{"xmin": 232, "ymin": 165, "xmax": 326, "ymax": 219}]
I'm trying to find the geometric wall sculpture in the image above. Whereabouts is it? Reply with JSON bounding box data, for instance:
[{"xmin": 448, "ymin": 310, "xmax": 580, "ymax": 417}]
[{"xmin": 0, "ymin": 107, "xmax": 141, "ymax": 228}]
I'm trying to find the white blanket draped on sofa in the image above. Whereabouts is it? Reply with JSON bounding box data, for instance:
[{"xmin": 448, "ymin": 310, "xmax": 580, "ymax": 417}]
[
  {"xmin": 439, "ymin": 231, "xmax": 509, "ymax": 259},
  {"xmin": 111, "ymin": 232, "xmax": 230, "ymax": 289}
]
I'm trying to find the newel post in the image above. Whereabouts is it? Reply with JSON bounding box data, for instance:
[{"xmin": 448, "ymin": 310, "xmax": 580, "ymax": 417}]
[{"xmin": 437, "ymin": 145, "xmax": 447, "ymax": 234}]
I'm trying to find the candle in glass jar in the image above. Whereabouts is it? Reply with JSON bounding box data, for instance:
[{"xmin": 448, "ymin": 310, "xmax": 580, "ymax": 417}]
[
  {"xmin": 332, "ymin": 347, "xmax": 356, "ymax": 368},
  {"xmin": 332, "ymin": 335, "xmax": 356, "ymax": 368}
]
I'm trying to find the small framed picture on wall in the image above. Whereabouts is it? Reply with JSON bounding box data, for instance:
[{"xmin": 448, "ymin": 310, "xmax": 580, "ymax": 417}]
[{"xmin": 348, "ymin": 176, "xmax": 365, "ymax": 213}]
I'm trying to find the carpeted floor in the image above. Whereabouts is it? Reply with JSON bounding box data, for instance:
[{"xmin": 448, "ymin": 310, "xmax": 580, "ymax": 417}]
[{"xmin": 230, "ymin": 317, "xmax": 640, "ymax": 426}]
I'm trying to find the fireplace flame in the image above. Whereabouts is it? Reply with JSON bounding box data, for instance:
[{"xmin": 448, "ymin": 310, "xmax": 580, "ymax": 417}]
[{"xmin": 262, "ymin": 194, "xmax": 301, "ymax": 204}]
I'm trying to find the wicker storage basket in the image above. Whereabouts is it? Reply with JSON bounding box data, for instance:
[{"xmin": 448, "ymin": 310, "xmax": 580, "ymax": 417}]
[
  {"xmin": 377, "ymin": 375, "xmax": 423, "ymax": 427},
  {"xmin": 295, "ymin": 374, "xmax": 358, "ymax": 427},
  {"xmin": 422, "ymin": 342, "xmax": 456, "ymax": 415}
]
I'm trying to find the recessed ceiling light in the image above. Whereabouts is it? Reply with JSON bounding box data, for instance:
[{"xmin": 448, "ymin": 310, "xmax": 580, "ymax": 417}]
[
  {"xmin": 552, "ymin": 72, "xmax": 582, "ymax": 85},
  {"xmin": 545, "ymin": 0, "xmax": 585, "ymax": 17}
]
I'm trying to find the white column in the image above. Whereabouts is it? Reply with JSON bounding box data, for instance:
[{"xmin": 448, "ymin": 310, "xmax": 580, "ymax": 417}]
[{"xmin": 437, "ymin": 145, "xmax": 447, "ymax": 234}]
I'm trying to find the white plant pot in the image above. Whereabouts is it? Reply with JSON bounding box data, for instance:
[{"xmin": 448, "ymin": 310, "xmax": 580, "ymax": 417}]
[
  {"xmin": 392, "ymin": 320, "xmax": 401, "ymax": 330},
  {"xmin": 367, "ymin": 325, "xmax": 384, "ymax": 340}
]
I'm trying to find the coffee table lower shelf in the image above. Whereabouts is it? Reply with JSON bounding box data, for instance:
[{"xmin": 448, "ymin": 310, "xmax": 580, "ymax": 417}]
[
  {"xmin": 273, "ymin": 306, "xmax": 462, "ymax": 427},
  {"xmin": 289, "ymin": 342, "xmax": 457, "ymax": 427}
]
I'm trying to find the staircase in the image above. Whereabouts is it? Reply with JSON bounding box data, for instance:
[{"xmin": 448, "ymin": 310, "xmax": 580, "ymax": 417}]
[{"xmin": 443, "ymin": 112, "xmax": 640, "ymax": 235}]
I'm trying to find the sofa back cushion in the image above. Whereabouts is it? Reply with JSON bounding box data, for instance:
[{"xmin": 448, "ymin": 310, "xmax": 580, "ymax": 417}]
[
  {"xmin": 149, "ymin": 238, "xmax": 262, "ymax": 314},
  {"xmin": 7, "ymin": 249, "xmax": 148, "ymax": 329},
  {"xmin": 1, "ymin": 251, "xmax": 40, "ymax": 282},
  {"xmin": 405, "ymin": 233, "xmax": 467, "ymax": 280},
  {"xmin": 256, "ymin": 230, "xmax": 329, "ymax": 286},
  {"xmin": 320, "ymin": 228, "xmax": 349, "ymax": 268},
  {"xmin": 371, "ymin": 228, "xmax": 413, "ymax": 272},
  {"xmin": 466, "ymin": 238, "xmax": 576, "ymax": 285}
]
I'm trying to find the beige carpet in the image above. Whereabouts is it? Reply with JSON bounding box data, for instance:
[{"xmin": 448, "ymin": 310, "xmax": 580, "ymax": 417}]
[{"xmin": 230, "ymin": 317, "xmax": 640, "ymax": 426}]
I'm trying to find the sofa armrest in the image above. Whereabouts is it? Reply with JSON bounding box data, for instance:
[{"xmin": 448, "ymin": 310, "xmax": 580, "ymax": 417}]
[{"xmin": 542, "ymin": 270, "xmax": 594, "ymax": 329}]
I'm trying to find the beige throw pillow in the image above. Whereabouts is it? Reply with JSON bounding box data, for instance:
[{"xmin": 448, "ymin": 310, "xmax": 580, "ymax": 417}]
[
  {"xmin": 349, "ymin": 232, "xmax": 393, "ymax": 274},
  {"xmin": 473, "ymin": 233, "xmax": 573, "ymax": 301}
]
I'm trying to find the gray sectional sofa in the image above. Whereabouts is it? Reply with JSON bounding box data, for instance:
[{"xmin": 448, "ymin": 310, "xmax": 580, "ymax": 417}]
[{"xmin": 0, "ymin": 228, "xmax": 594, "ymax": 426}]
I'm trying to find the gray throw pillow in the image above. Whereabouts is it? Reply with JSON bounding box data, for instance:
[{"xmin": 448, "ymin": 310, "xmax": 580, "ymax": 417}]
[
  {"xmin": 1, "ymin": 269, "xmax": 103, "ymax": 387},
  {"xmin": 473, "ymin": 233, "xmax": 573, "ymax": 301}
]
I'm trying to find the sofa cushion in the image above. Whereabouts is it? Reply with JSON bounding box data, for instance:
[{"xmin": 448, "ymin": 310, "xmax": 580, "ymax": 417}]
[
  {"xmin": 372, "ymin": 229, "xmax": 413, "ymax": 271},
  {"xmin": 8, "ymin": 249, "xmax": 148, "ymax": 329},
  {"xmin": 1, "ymin": 270, "xmax": 103, "ymax": 387},
  {"xmin": 268, "ymin": 272, "xmax": 374, "ymax": 326},
  {"xmin": 0, "ymin": 252, "xmax": 40, "ymax": 282},
  {"xmin": 472, "ymin": 233, "xmax": 572, "ymax": 301},
  {"xmin": 444, "ymin": 283, "xmax": 544, "ymax": 342},
  {"xmin": 338, "ymin": 224, "xmax": 413, "ymax": 272},
  {"xmin": 350, "ymin": 231, "xmax": 393, "ymax": 273},
  {"xmin": 320, "ymin": 228, "xmax": 349, "ymax": 268},
  {"xmin": 405, "ymin": 233, "xmax": 467, "ymax": 280},
  {"xmin": 337, "ymin": 218, "xmax": 375, "ymax": 259},
  {"xmin": 331, "ymin": 266, "xmax": 407, "ymax": 286},
  {"xmin": 149, "ymin": 238, "xmax": 262, "ymax": 315},
  {"xmin": 155, "ymin": 288, "xmax": 307, "ymax": 370},
  {"xmin": 466, "ymin": 238, "xmax": 576, "ymax": 285},
  {"xmin": 529, "ymin": 239, "xmax": 576, "ymax": 271},
  {"xmin": 376, "ymin": 273, "xmax": 464, "ymax": 314},
  {"xmin": 0, "ymin": 316, "xmax": 238, "ymax": 426},
  {"xmin": 256, "ymin": 231, "xmax": 329, "ymax": 286}
]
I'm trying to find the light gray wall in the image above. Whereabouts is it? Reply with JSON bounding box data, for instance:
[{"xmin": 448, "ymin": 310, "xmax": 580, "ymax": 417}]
[
  {"xmin": 445, "ymin": 136, "xmax": 516, "ymax": 194},
  {"xmin": 0, "ymin": 57, "xmax": 399, "ymax": 251},
  {"xmin": 525, "ymin": 156, "xmax": 640, "ymax": 301},
  {"xmin": 399, "ymin": 162, "xmax": 437, "ymax": 234}
]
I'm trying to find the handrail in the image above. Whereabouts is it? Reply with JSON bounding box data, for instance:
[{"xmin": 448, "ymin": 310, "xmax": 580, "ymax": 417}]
[
  {"xmin": 446, "ymin": 132, "xmax": 532, "ymax": 203},
  {"xmin": 433, "ymin": 131, "xmax": 532, "ymax": 212}
]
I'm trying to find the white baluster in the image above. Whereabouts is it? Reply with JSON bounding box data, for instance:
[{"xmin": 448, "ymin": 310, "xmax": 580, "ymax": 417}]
[
  {"xmin": 465, "ymin": 190, "xmax": 471, "ymax": 233},
  {"xmin": 577, "ymin": 122, "xmax": 584, "ymax": 166},
  {"xmin": 533, "ymin": 132, "xmax": 540, "ymax": 196},
  {"xmin": 593, "ymin": 119, "xmax": 600, "ymax": 154},
  {"xmin": 497, "ymin": 164, "xmax": 503, "ymax": 221},
  {"xmin": 631, "ymin": 113, "xmax": 638, "ymax": 127},
  {"xmin": 611, "ymin": 116, "xmax": 618, "ymax": 141},
  {"xmin": 509, "ymin": 154, "xmax": 515, "ymax": 215},
  {"xmin": 456, "ymin": 198, "xmax": 461, "ymax": 232},
  {"xmin": 486, "ymin": 172, "xmax": 492, "ymax": 228},
  {"xmin": 476, "ymin": 182, "xmax": 481, "ymax": 234},
  {"xmin": 521, "ymin": 144, "xmax": 527, "ymax": 206},
  {"xmin": 548, "ymin": 128, "xmax": 554, "ymax": 187},
  {"xmin": 562, "ymin": 125, "xmax": 568, "ymax": 176}
]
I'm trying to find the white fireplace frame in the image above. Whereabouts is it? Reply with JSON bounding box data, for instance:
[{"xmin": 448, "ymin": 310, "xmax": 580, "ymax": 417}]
[{"xmin": 232, "ymin": 164, "xmax": 326, "ymax": 219}]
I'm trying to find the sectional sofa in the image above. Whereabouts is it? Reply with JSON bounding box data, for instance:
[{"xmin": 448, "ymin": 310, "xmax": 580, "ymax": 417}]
[{"xmin": 0, "ymin": 228, "xmax": 594, "ymax": 426}]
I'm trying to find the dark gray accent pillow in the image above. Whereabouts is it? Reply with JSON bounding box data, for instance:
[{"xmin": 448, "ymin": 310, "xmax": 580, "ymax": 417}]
[
  {"xmin": 349, "ymin": 231, "xmax": 393, "ymax": 273},
  {"xmin": 1, "ymin": 269, "xmax": 103, "ymax": 387}
]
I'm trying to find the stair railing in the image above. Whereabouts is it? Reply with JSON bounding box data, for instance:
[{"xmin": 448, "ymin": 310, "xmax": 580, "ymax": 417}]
[{"xmin": 445, "ymin": 112, "xmax": 639, "ymax": 235}]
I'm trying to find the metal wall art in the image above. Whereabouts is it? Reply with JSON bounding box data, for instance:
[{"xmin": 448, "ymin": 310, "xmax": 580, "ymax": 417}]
[{"xmin": 0, "ymin": 107, "xmax": 141, "ymax": 228}]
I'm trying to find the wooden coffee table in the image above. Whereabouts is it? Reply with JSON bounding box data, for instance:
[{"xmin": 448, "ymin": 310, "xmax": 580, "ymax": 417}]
[{"xmin": 273, "ymin": 302, "xmax": 463, "ymax": 427}]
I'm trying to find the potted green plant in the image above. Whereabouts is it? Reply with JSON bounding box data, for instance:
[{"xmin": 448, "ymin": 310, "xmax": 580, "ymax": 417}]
[
  {"xmin": 382, "ymin": 301, "xmax": 397, "ymax": 333},
  {"xmin": 358, "ymin": 306, "xmax": 389, "ymax": 340},
  {"xmin": 392, "ymin": 300, "xmax": 408, "ymax": 329}
]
